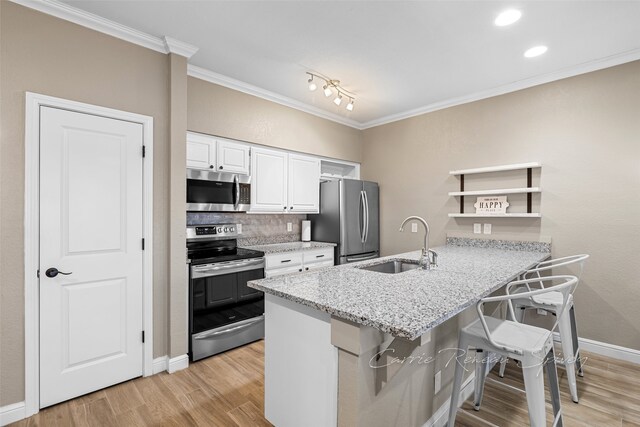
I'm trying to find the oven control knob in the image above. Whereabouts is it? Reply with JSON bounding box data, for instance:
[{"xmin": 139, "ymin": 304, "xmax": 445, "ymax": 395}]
[
  {"xmin": 217, "ymin": 227, "xmax": 223, "ymax": 233},
  {"xmin": 230, "ymin": 227, "xmax": 235, "ymax": 232},
  {"xmin": 223, "ymin": 227, "xmax": 229, "ymax": 232}
]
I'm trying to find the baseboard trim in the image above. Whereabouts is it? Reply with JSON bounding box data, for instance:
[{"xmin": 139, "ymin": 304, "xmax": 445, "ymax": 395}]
[
  {"xmin": 167, "ymin": 354, "xmax": 189, "ymax": 374},
  {"xmin": 423, "ymin": 373, "xmax": 476, "ymax": 427},
  {"xmin": 152, "ymin": 356, "xmax": 169, "ymax": 374},
  {"xmin": 552, "ymin": 332, "xmax": 640, "ymax": 365},
  {"xmin": 1, "ymin": 401, "xmax": 26, "ymax": 426}
]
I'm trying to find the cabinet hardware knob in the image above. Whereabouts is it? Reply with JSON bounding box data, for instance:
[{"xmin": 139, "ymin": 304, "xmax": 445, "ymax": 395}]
[
  {"xmin": 209, "ymin": 165, "xmax": 214, "ymax": 169},
  {"xmin": 305, "ymin": 267, "xmax": 309, "ymax": 271},
  {"xmin": 219, "ymin": 166, "xmax": 223, "ymax": 170},
  {"xmin": 299, "ymin": 269, "xmax": 303, "ymax": 272},
  {"xmin": 290, "ymin": 206, "xmax": 293, "ymax": 210}
]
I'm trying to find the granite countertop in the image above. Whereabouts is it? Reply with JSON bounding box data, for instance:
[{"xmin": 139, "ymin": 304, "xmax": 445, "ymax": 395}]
[
  {"xmin": 248, "ymin": 241, "xmax": 549, "ymax": 340},
  {"xmin": 241, "ymin": 241, "xmax": 336, "ymax": 255}
]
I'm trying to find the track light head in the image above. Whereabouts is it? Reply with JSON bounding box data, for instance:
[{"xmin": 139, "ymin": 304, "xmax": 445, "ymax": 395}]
[
  {"xmin": 346, "ymin": 99, "xmax": 354, "ymax": 111},
  {"xmin": 333, "ymin": 93, "xmax": 342, "ymax": 106},
  {"xmin": 307, "ymin": 75, "xmax": 317, "ymax": 91},
  {"xmin": 323, "ymin": 85, "xmax": 333, "ymax": 97}
]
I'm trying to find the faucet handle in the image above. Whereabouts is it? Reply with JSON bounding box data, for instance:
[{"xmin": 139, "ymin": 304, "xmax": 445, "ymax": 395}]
[{"xmin": 428, "ymin": 249, "xmax": 438, "ymax": 267}]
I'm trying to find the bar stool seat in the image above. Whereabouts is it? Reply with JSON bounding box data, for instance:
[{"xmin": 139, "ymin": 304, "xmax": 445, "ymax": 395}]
[{"xmin": 448, "ymin": 275, "xmax": 578, "ymax": 427}]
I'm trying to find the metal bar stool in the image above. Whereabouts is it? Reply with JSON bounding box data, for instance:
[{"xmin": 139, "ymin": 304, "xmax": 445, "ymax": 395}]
[
  {"xmin": 448, "ymin": 275, "xmax": 579, "ymax": 427},
  {"xmin": 498, "ymin": 254, "xmax": 589, "ymax": 403}
]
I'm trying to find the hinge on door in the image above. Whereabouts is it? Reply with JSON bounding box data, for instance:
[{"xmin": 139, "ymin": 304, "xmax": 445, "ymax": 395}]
[
  {"xmin": 142, "ymin": 145, "xmax": 146, "ymax": 158},
  {"xmin": 142, "ymin": 238, "xmax": 145, "ymax": 250},
  {"xmin": 37, "ymin": 269, "xmax": 40, "ymax": 278},
  {"xmin": 142, "ymin": 331, "xmax": 145, "ymax": 343}
]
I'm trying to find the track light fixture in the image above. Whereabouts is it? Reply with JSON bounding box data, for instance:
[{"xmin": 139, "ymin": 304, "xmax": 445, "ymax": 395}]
[{"xmin": 306, "ymin": 72, "xmax": 356, "ymax": 112}]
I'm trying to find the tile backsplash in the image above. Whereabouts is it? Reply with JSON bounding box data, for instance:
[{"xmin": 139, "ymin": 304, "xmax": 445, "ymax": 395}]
[{"xmin": 187, "ymin": 212, "xmax": 307, "ymax": 246}]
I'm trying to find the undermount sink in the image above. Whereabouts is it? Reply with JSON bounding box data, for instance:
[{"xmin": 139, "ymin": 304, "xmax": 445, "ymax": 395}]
[{"xmin": 358, "ymin": 260, "xmax": 422, "ymax": 274}]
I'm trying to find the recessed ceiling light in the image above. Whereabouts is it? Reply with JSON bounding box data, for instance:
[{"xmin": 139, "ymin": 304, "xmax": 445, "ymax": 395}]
[
  {"xmin": 524, "ymin": 45, "xmax": 548, "ymax": 58},
  {"xmin": 494, "ymin": 9, "xmax": 522, "ymax": 27}
]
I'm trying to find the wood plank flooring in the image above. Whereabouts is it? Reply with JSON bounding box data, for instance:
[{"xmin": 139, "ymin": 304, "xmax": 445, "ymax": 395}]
[{"xmin": 11, "ymin": 340, "xmax": 640, "ymax": 426}]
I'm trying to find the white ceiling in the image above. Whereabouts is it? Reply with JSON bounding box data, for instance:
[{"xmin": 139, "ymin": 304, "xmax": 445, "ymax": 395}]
[{"xmin": 61, "ymin": 0, "xmax": 640, "ymax": 128}]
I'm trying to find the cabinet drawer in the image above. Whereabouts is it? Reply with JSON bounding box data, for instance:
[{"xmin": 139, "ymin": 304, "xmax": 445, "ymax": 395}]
[
  {"xmin": 302, "ymin": 248, "xmax": 334, "ymax": 265},
  {"xmin": 265, "ymin": 252, "xmax": 303, "ymax": 269},
  {"xmin": 265, "ymin": 265, "xmax": 304, "ymax": 278}
]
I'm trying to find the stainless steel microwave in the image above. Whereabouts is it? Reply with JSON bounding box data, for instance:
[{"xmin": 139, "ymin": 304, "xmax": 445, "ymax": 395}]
[{"xmin": 186, "ymin": 169, "xmax": 251, "ymax": 212}]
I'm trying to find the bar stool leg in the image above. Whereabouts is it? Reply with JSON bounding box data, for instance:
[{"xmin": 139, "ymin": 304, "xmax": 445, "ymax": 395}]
[
  {"xmin": 447, "ymin": 338, "xmax": 467, "ymax": 427},
  {"xmin": 473, "ymin": 349, "xmax": 487, "ymax": 410},
  {"xmin": 545, "ymin": 347, "xmax": 563, "ymax": 427},
  {"xmin": 558, "ymin": 306, "xmax": 579, "ymax": 403},
  {"xmin": 569, "ymin": 306, "xmax": 584, "ymax": 377},
  {"xmin": 522, "ymin": 357, "xmax": 547, "ymax": 427}
]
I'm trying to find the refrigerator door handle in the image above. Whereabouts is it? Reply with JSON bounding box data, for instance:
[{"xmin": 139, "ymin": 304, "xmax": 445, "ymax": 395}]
[
  {"xmin": 359, "ymin": 190, "xmax": 366, "ymax": 243},
  {"xmin": 363, "ymin": 190, "xmax": 370, "ymax": 243}
]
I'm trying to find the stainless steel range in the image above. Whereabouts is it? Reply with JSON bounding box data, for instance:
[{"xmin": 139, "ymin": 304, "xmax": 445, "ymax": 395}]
[{"xmin": 187, "ymin": 224, "xmax": 265, "ymax": 361}]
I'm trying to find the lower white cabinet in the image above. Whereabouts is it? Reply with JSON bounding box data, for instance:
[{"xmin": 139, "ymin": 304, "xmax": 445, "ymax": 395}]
[{"xmin": 265, "ymin": 248, "xmax": 334, "ymax": 278}]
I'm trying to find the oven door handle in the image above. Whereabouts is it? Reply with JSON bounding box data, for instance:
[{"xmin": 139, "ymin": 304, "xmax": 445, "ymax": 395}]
[
  {"xmin": 233, "ymin": 175, "xmax": 240, "ymax": 211},
  {"xmin": 192, "ymin": 258, "xmax": 265, "ymax": 277},
  {"xmin": 193, "ymin": 316, "xmax": 264, "ymax": 340}
]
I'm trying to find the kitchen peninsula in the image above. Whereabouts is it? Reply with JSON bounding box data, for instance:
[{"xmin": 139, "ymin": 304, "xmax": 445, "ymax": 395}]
[{"xmin": 248, "ymin": 237, "xmax": 550, "ymax": 427}]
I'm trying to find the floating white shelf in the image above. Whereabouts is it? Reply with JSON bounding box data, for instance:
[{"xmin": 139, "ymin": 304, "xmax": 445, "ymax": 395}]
[
  {"xmin": 448, "ymin": 187, "xmax": 541, "ymax": 197},
  {"xmin": 449, "ymin": 162, "xmax": 541, "ymax": 176},
  {"xmin": 448, "ymin": 213, "xmax": 542, "ymax": 218}
]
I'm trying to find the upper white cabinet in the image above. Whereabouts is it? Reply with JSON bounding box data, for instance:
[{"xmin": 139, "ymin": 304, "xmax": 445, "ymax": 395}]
[
  {"xmin": 288, "ymin": 154, "xmax": 320, "ymax": 213},
  {"xmin": 250, "ymin": 148, "xmax": 320, "ymax": 214},
  {"xmin": 251, "ymin": 147, "xmax": 289, "ymax": 213},
  {"xmin": 186, "ymin": 132, "xmax": 216, "ymax": 170},
  {"xmin": 217, "ymin": 140, "xmax": 250, "ymax": 175},
  {"xmin": 186, "ymin": 132, "xmax": 250, "ymax": 175}
]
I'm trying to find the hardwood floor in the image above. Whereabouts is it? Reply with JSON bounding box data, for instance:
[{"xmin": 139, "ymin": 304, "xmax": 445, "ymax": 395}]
[{"xmin": 11, "ymin": 341, "xmax": 640, "ymax": 426}]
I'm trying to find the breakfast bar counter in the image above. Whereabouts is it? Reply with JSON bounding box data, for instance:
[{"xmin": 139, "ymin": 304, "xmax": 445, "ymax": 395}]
[{"xmin": 248, "ymin": 238, "xmax": 550, "ymax": 427}]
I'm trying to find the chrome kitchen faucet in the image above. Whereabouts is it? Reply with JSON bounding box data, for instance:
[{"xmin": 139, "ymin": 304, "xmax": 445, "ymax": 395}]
[{"xmin": 399, "ymin": 216, "xmax": 438, "ymax": 270}]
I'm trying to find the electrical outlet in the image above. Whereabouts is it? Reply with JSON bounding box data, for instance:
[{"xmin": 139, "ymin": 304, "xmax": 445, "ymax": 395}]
[
  {"xmin": 434, "ymin": 370, "xmax": 442, "ymax": 393},
  {"xmin": 483, "ymin": 223, "xmax": 492, "ymax": 234},
  {"xmin": 236, "ymin": 224, "xmax": 242, "ymax": 234},
  {"xmin": 537, "ymin": 308, "xmax": 547, "ymax": 316},
  {"xmin": 411, "ymin": 223, "xmax": 418, "ymax": 233},
  {"xmin": 473, "ymin": 223, "xmax": 481, "ymax": 234},
  {"xmin": 287, "ymin": 222, "xmax": 292, "ymax": 232}
]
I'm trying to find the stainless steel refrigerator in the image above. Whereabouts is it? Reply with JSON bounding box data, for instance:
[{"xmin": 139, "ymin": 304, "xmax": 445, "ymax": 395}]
[{"xmin": 309, "ymin": 179, "xmax": 379, "ymax": 264}]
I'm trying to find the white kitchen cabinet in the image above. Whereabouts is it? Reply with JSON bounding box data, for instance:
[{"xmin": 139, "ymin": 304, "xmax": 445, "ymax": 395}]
[
  {"xmin": 186, "ymin": 132, "xmax": 216, "ymax": 170},
  {"xmin": 288, "ymin": 154, "xmax": 320, "ymax": 213},
  {"xmin": 250, "ymin": 148, "xmax": 320, "ymax": 214},
  {"xmin": 217, "ymin": 139, "xmax": 250, "ymax": 174},
  {"xmin": 250, "ymin": 147, "xmax": 289, "ymax": 213},
  {"xmin": 186, "ymin": 132, "xmax": 250, "ymax": 175},
  {"xmin": 264, "ymin": 248, "xmax": 334, "ymax": 278}
]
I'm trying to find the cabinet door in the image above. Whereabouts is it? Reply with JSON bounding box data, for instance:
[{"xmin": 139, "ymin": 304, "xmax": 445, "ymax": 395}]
[
  {"xmin": 288, "ymin": 154, "xmax": 320, "ymax": 213},
  {"xmin": 217, "ymin": 139, "xmax": 250, "ymax": 175},
  {"xmin": 186, "ymin": 132, "xmax": 215, "ymax": 170},
  {"xmin": 250, "ymin": 147, "xmax": 288, "ymax": 213}
]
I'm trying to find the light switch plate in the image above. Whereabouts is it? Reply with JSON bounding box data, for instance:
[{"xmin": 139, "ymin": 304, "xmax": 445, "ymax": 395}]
[
  {"xmin": 473, "ymin": 223, "xmax": 481, "ymax": 234},
  {"xmin": 411, "ymin": 223, "xmax": 418, "ymax": 233},
  {"xmin": 236, "ymin": 224, "xmax": 242, "ymax": 234},
  {"xmin": 483, "ymin": 223, "xmax": 492, "ymax": 234},
  {"xmin": 287, "ymin": 222, "xmax": 292, "ymax": 232}
]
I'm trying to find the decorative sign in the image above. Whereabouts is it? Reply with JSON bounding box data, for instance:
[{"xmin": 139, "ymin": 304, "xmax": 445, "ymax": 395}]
[{"xmin": 474, "ymin": 196, "xmax": 509, "ymax": 215}]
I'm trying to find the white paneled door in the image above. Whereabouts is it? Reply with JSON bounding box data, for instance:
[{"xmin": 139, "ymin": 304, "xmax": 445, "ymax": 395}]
[{"xmin": 39, "ymin": 107, "xmax": 144, "ymax": 408}]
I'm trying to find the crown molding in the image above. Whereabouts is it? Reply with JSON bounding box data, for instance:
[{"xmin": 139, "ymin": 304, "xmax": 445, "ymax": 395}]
[
  {"xmin": 187, "ymin": 65, "xmax": 364, "ymax": 130},
  {"xmin": 360, "ymin": 47, "xmax": 640, "ymax": 129},
  {"xmin": 163, "ymin": 36, "xmax": 199, "ymax": 59},
  {"xmin": 9, "ymin": 0, "xmax": 199, "ymax": 59}
]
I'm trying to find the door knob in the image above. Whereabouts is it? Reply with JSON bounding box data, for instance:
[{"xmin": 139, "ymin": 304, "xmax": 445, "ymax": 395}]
[{"xmin": 45, "ymin": 268, "xmax": 72, "ymax": 278}]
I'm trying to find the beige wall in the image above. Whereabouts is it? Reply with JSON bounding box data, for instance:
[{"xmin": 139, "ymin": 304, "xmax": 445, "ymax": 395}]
[
  {"xmin": 361, "ymin": 60, "xmax": 640, "ymax": 350},
  {"xmin": 187, "ymin": 76, "xmax": 364, "ymax": 163}
]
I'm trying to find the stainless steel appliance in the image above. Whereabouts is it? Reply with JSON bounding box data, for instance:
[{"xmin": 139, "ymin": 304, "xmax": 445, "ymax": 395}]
[
  {"xmin": 310, "ymin": 179, "xmax": 379, "ymax": 264},
  {"xmin": 186, "ymin": 169, "xmax": 251, "ymax": 212},
  {"xmin": 187, "ymin": 224, "xmax": 265, "ymax": 361}
]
